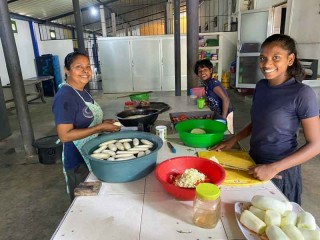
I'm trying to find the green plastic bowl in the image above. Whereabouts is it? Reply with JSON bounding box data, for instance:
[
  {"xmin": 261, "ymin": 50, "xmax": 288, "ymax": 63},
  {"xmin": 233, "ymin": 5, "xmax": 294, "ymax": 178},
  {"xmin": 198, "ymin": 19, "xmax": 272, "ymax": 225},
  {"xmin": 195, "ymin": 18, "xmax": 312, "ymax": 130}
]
[
  {"xmin": 129, "ymin": 92, "xmax": 150, "ymax": 101},
  {"xmin": 175, "ymin": 119, "xmax": 226, "ymax": 148}
]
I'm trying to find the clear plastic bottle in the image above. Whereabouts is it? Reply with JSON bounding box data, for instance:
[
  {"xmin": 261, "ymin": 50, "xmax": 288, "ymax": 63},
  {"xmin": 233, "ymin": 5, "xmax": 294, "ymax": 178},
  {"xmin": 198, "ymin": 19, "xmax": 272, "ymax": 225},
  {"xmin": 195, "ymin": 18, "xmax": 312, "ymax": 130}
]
[{"xmin": 193, "ymin": 183, "xmax": 221, "ymax": 229}]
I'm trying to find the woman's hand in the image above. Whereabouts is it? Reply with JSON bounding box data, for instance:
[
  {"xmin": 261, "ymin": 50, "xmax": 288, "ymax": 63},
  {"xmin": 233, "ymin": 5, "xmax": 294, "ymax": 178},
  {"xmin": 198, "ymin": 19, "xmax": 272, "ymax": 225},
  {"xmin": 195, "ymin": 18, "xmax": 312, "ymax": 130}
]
[
  {"xmin": 248, "ymin": 164, "xmax": 280, "ymax": 181},
  {"xmin": 98, "ymin": 122, "xmax": 121, "ymax": 132},
  {"xmin": 103, "ymin": 119, "xmax": 117, "ymax": 124},
  {"xmin": 208, "ymin": 137, "xmax": 237, "ymax": 151}
]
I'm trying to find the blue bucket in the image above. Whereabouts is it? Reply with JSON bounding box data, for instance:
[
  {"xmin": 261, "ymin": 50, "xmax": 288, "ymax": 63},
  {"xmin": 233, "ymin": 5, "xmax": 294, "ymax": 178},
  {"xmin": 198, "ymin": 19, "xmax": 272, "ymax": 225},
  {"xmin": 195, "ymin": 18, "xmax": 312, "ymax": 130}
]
[{"xmin": 82, "ymin": 131, "xmax": 163, "ymax": 183}]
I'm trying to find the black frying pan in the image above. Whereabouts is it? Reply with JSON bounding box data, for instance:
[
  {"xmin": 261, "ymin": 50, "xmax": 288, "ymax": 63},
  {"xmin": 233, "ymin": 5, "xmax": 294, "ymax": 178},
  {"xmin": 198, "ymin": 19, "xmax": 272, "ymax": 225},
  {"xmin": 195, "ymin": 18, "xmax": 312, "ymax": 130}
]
[{"xmin": 116, "ymin": 109, "xmax": 160, "ymax": 127}]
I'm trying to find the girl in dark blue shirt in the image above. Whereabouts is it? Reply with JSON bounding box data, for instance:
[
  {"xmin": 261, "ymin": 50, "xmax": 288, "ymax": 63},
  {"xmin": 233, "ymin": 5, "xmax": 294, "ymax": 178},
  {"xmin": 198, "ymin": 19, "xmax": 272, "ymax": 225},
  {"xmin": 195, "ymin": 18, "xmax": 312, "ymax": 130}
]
[
  {"xmin": 194, "ymin": 59, "xmax": 234, "ymax": 133},
  {"xmin": 213, "ymin": 34, "xmax": 320, "ymax": 204}
]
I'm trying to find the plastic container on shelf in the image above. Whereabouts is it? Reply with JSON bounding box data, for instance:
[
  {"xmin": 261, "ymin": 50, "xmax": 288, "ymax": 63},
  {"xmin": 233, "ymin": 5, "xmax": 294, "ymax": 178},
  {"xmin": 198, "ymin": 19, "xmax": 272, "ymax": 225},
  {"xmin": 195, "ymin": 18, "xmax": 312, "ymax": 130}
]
[{"xmin": 193, "ymin": 183, "xmax": 221, "ymax": 229}]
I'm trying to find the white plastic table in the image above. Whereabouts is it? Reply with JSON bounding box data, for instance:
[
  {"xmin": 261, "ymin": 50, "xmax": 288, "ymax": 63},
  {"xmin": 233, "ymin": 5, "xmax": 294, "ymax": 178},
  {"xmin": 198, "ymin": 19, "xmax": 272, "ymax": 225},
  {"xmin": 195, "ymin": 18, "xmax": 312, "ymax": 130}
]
[{"xmin": 51, "ymin": 138, "xmax": 287, "ymax": 240}]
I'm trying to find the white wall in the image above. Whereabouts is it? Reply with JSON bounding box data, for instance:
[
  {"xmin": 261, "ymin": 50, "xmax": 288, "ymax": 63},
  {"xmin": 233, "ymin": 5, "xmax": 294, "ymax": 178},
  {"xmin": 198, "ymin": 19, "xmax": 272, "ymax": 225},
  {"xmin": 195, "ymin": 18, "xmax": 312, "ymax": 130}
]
[
  {"xmin": 0, "ymin": 19, "xmax": 37, "ymax": 86},
  {"xmin": 289, "ymin": 0, "xmax": 320, "ymax": 77},
  {"xmin": 38, "ymin": 40, "xmax": 74, "ymax": 81}
]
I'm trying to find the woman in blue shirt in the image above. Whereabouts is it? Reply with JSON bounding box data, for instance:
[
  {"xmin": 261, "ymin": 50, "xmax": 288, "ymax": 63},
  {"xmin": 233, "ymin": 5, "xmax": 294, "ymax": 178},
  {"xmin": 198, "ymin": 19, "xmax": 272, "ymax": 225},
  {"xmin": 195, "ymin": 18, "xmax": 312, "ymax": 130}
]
[
  {"xmin": 53, "ymin": 52, "xmax": 120, "ymax": 201},
  {"xmin": 213, "ymin": 34, "xmax": 320, "ymax": 204}
]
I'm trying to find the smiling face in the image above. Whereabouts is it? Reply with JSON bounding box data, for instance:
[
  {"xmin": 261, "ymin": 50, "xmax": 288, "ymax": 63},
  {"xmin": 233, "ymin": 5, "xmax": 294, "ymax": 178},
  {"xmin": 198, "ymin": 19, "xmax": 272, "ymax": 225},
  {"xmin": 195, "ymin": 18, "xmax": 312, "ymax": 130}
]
[
  {"xmin": 259, "ymin": 42, "xmax": 295, "ymax": 86},
  {"xmin": 197, "ymin": 66, "xmax": 213, "ymax": 81},
  {"xmin": 65, "ymin": 55, "xmax": 92, "ymax": 89}
]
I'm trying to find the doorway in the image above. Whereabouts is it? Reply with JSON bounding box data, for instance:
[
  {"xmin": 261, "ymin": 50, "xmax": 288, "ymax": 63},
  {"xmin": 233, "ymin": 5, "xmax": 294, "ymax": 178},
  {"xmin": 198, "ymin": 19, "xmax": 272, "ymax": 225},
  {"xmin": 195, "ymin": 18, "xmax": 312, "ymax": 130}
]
[{"xmin": 272, "ymin": 2, "xmax": 287, "ymax": 34}]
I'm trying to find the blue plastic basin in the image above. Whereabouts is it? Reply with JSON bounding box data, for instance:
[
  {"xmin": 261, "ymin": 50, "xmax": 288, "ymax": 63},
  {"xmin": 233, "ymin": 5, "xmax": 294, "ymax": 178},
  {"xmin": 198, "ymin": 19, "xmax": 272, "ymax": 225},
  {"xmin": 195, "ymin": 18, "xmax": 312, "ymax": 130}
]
[{"xmin": 82, "ymin": 131, "xmax": 163, "ymax": 183}]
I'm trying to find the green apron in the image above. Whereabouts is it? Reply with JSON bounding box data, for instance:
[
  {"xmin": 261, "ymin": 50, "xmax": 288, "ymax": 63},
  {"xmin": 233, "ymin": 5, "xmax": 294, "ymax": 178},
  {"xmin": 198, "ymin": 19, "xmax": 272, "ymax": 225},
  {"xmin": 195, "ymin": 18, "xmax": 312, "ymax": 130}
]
[{"xmin": 61, "ymin": 83, "xmax": 103, "ymax": 192}]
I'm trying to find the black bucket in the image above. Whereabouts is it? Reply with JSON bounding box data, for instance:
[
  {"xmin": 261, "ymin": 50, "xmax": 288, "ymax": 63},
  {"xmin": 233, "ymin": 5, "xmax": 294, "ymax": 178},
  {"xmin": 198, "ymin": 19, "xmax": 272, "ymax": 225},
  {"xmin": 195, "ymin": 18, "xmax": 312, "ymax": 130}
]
[{"xmin": 33, "ymin": 135, "xmax": 63, "ymax": 164}]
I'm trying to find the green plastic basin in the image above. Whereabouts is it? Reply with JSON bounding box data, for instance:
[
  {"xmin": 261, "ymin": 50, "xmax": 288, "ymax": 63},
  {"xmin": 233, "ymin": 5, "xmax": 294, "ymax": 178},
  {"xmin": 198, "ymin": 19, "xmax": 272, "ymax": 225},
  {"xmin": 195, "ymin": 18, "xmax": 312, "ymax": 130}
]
[
  {"xmin": 129, "ymin": 92, "xmax": 150, "ymax": 101},
  {"xmin": 175, "ymin": 119, "xmax": 226, "ymax": 148}
]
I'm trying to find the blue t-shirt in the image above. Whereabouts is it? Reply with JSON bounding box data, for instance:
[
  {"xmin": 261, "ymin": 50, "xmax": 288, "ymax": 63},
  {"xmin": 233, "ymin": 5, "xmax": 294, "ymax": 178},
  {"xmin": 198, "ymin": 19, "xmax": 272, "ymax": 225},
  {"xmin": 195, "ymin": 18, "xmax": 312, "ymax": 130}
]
[
  {"xmin": 52, "ymin": 85, "xmax": 94, "ymax": 170},
  {"xmin": 249, "ymin": 78, "xmax": 319, "ymax": 164},
  {"xmin": 202, "ymin": 78, "xmax": 233, "ymax": 115}
]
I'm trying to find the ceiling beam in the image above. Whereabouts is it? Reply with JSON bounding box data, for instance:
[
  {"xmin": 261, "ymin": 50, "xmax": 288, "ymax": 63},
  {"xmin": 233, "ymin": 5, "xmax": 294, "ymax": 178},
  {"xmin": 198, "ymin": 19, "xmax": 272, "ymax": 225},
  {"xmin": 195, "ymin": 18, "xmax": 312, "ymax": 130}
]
[
  {"xmin": 83, "ymin": 0, "xmax": 167, "ymax": 27},
  {"xmin": 8, "ymin": 0, "xmax": 19, "ymax": 3},
  {"xmin": 44, "ymin": 0, "xmax": 120, "ymax": 22}
]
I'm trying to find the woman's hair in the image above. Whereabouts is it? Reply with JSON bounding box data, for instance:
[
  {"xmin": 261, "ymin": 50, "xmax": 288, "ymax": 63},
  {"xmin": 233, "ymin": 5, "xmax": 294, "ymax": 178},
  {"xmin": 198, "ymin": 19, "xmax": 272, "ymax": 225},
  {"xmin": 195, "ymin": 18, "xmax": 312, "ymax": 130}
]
[
  {"xmin": 64, "ymin": 52, "xmax": 89, "ymax": 70},
  {"xmin": 194, "ymin": 59, "xmax": 213, "ymax": 75},
  {"xmin": 261, "ymin": 34, "xmax": 305, "ymax": 80}
]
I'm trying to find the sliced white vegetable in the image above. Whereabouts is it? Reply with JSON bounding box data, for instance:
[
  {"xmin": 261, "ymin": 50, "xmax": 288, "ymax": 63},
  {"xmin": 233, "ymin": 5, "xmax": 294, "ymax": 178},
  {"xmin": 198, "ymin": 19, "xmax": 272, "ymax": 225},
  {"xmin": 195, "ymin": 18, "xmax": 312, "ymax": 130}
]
[
  {"xmin": 93, "ymin": 145, "xmax": 108, "ymax": 153},
  {"xmin": 281, "ymin": 210, "xmax": 298, "ymax": 227},
  {"xmin": 116, "ymin": 150, "xmax": 139, "ymax": 155},
  {"xmin": 115, "ymin": 142, "xmax": 124, "ymax": 151},
  {"xmin": 90, "ymin": 153, "xmax": 110, "ymax": 160},
  {"xmin": 266, "ymin": 225, "xmax": 289, "ymax": 240},
  {"xmin": 141, "ymin": 139, "xmax": 153, "ymax": 146},
  {"xmin": 107, "ymin": 157, "xmax": 115, "ymax": 161},
  {"xmin": 114, "ymin": 153, "xmax": 135, "ymax": 158},
  {"xmin": 123, "ymin": 142, "xmax": 132, "ymax": 150},
  {"xmin": 299, "ymin": 229, "xmax": 320, "ymax": 240},
  {"xmin": 248, "ymin": 205, "xmax": 265, "ymax": 221},
  {"xmin": 101, "ymin": 150, "xmax": 116, "ymax": 156},
  {"xmin": 118, "ymin": 138, "xmax": 132, "ymax": 143},
  {"xmin": 99, "ymin": 140, "xmax": 117, "ymax": 146},
  {"xmin": 108, "ymin": 143, "xmax": 117, "ymax": 151},
  {"xmin": 134, "ymin": 144, "xmax": 153, "ymax": 149},
  {"xmin": 281, "ymin": 224, "xmax": 304, "ymax": 240},
  {"xmin": 133, "ymin": 138, "xmax": 139, "ymax": 146},
  {"xmin": 240, "ymin": 210, "xmax": 267, "ymax": 234},
  {"xmin": 145, "ymin": 149, "xmax": 151, "ymax": 155},
  {"xmin": 113, "ymin": 122, "xmax": 121, "ymax": 126},
  {"xmin": 137, "ymin": 151, "xmax": 145, "ymax": 157},
  {"xmin": 265, "ymin": 209, "xmax": 281, "ymax": 226},
  {"xmin": 116, "ymin": 156, "xmax": 136, "ymax": 161},
  {"xmin": 130, "ymin": 147, "xmax": 149, "ymax": 151},
  {"xmin": 297, "ymin": 212, "xmax": 317, "ymax": 230},
  {"xmin": 251, "ymin": 195, "xmax": 287, "ymax": 214}
]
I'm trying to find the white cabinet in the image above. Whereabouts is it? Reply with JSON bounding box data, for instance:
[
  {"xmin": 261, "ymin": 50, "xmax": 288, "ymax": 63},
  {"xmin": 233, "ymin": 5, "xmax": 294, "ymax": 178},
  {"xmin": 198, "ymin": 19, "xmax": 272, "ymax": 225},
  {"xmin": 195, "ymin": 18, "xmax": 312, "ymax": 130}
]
[
  {"xmin": 98, "ymin": 36, "xmax": 187, "ymax": 93},
  {"xmin": 98, "ymin": 39, "xmax": 133, "ymax": 92},
  {"xmin": 199, "ymin": 32, "xmax": 237, "ymax": 80}
]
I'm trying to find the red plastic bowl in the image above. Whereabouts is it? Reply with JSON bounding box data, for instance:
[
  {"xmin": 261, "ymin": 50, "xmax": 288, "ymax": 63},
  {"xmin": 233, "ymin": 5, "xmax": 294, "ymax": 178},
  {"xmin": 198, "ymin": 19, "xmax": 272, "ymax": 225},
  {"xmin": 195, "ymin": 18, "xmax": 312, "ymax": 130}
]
[{"xmin": 155, "ymin": 156, "xmax": 225, "ymax": 200}]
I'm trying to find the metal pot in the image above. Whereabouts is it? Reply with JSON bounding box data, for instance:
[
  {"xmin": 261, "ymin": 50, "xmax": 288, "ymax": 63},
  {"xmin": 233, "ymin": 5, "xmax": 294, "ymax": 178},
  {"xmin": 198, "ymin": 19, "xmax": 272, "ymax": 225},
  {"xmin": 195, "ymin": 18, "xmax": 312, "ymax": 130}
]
[{"xmin": 116, "ymin": 109, "xmax": 160, "ymax": 127}]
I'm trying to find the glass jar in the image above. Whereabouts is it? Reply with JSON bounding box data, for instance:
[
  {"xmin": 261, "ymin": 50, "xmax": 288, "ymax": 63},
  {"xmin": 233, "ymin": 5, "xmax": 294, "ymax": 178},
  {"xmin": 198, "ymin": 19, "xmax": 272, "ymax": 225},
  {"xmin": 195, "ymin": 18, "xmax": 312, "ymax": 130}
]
[{"xmin": 193, "ymin": 183, "xmax": 221, "ymax": 229}]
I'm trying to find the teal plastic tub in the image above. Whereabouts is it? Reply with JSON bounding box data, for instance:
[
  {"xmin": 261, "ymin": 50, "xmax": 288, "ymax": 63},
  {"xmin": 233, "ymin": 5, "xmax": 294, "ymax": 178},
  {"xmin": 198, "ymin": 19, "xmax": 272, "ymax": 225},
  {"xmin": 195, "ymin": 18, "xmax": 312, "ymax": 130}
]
[
  {"xmin": 175, "ymin": 119, "xmax": 226, "ymax": 148},
  {"xmin": 82, "ymin": 131, "xmax": 163, "ymax": 183}
]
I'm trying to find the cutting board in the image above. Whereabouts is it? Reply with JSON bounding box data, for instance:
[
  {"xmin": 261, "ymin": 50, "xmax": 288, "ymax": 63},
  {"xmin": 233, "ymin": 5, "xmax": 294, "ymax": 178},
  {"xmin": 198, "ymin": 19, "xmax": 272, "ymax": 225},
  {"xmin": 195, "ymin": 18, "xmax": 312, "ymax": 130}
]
[{"xmin": 197, "ymin": 150, "xmax": 264, "ymax": 186}]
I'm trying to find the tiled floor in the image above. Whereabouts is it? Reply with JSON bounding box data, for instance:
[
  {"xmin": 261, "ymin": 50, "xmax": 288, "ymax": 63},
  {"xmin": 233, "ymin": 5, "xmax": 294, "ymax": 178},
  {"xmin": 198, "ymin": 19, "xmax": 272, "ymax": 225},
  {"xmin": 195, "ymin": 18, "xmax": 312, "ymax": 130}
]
[{"xmin": 0, "ymin": 89, "xmax": 319, "ymax": 240}]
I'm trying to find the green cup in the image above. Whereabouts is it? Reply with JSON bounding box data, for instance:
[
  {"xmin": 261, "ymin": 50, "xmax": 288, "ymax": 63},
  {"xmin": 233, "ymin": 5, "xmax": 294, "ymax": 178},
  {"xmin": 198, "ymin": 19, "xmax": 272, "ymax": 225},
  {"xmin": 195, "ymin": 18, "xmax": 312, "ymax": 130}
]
[{"xmin": 197, "ymin": 98, "xmax": 205, "ymax": 109}]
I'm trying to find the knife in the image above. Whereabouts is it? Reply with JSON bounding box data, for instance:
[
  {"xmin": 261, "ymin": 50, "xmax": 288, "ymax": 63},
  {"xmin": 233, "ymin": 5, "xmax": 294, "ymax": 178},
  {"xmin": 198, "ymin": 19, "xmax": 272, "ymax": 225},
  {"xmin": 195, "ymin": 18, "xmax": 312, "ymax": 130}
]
[{"xmin": 167, "ymin": 142, "xmax": 176, "ymax": 153}]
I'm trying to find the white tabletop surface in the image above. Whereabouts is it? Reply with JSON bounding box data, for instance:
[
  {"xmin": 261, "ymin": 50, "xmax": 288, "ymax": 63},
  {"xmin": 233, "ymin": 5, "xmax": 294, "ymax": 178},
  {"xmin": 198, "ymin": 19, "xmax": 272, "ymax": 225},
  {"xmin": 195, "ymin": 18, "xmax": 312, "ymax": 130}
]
[{"xmin": 51, "ymin": 138, "xmax": 287, "ymax": 240}]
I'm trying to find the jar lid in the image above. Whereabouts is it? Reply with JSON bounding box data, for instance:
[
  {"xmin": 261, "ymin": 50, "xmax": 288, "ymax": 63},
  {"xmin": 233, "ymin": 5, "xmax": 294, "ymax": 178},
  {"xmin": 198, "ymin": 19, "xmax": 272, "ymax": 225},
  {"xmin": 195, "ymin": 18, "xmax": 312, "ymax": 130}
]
[{"xmin": 195, "ymin": 183, "xmax": 220, "ymax": 200}]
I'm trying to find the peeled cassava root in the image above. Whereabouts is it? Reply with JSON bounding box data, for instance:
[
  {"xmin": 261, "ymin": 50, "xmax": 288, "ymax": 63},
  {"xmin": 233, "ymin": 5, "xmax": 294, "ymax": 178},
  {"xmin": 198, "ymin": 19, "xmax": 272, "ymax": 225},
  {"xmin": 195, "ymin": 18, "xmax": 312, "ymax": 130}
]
[{"xmin": 239, "ymin": 195, "xmax": 319, "ymax": 239}]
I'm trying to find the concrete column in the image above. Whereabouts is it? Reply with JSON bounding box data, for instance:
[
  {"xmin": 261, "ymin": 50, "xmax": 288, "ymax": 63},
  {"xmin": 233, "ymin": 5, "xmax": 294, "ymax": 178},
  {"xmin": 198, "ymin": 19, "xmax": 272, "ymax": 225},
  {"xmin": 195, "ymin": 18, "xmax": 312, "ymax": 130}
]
[
  {"xmin": 166, "ymin": 0, "xmax": 173, "ymax": 34},
  {"xmin": 174, "ymin": 0, "xmax": 181, "ymax": 96},
  {"xmin": 111, "ymin": 13, "xmax": 116, "ymax": 37},
  {"xmin": 124, "ymin": 23, "xmax": 129, "ymax": 36},
  {"xmin": 0, "ymin": 0, "xmax": 36, "ymax": 157},
  {"xmin": 227, "ymin": 0, "xmax": 232, "ymax": 31},
  {"xmin": 72, "ymin": 0, "xmax": 85, "ymax": 53},
  {"xmin": 100, "ymin": 5, "xmax": 107, "ymax": 37},
  {"xmin": 186, "ymin": 0, "xmax": 199, "ymax": 94}
]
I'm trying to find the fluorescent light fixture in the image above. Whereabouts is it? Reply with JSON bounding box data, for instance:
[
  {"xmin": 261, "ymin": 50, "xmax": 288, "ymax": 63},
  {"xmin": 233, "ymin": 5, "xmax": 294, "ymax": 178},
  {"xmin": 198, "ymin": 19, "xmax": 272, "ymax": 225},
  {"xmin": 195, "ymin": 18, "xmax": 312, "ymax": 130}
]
[
  {"xmin": 90, "ymin": 7, "xmax": 98, "ymax": 16},
  {"xmin": 11, "ymin": 20, "xmax": 17, "ymax": 33},
  {"xmin": 50, "ymin": 30, "xmax": 56, "ymax": 39}
]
